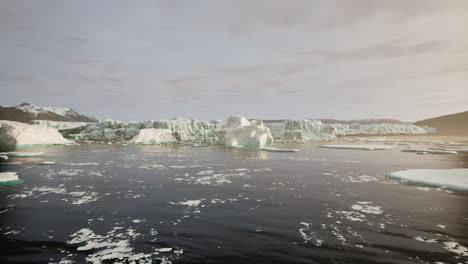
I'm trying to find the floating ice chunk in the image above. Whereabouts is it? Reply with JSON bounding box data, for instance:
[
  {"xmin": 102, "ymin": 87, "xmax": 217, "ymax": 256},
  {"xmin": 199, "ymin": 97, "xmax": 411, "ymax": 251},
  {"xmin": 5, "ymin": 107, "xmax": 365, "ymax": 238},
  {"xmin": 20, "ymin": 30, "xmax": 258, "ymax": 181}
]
[
  {"xmin": 38, "ymin": 161, "xmax": 56, "ymax": 165},
  {"xmin": 129, "ymin": 128, "xmax": 177, "ymax": 144},
  {"xmin": 224, "ymin": 124, "xmax": 273, "ymax": 149},
  {"xmin": 402, "ymin": 149, "xmax": 458, "ymax": 155},
  {"xmin": 0, "ymin": 172, "xmax": 22, "ymax": 185},
  {"xmin": 0, "ymin": 154, "xmax": 8, "ymax": 161},
  {"xmin": 414, "ymin": 236, "xmax": 438, "ymax": 243},
  {"xmin": 351, "ymin": 202, "xmax": 383, "ymax": 214},
  {"xmin": 386, "ymin": 169, "xmax": 468, "ymax": 190},
  {"xmin": 177, "ymin": 200, "xmax": 203, "ymax": 207},
  {"xmin": 0, "ymin": 121, "xmax": 72, "ymax": 149},
  {"xmin": 261, "ymin": 147, "xmax": 300, "ymax": 152},
  {"xmin": 442, "ymin": 148, "xmax": 468, "ymax": 153},
  {"xmin": 2, "ymin": 152, "xmax": 44, "ymax": 157},
  {"xmin": 443, "ymin": 241, "xmax": 468, "ymax": 256},
  {"xmin": 156, "ymin": 248, "xmax": 172, "ymax": 252},
  {"xmin": 319, "ymin": 145, "xmax": 396, "ymax": 151}
]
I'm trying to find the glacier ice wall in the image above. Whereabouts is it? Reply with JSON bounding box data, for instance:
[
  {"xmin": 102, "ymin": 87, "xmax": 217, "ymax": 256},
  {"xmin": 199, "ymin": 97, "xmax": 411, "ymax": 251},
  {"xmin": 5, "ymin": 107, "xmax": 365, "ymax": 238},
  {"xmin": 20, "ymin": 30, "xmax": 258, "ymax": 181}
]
[
  {"xmin": 265, "ymin": 119, "xmax": 435, "ymax": 141},
  {"xmin": 29, "ymin": 120, "xmax": 91, "ymax": 130},
  {"xmin": 79, "ymin": 118, "xmax": 225, "ymax": 142},
  {"xmin": 74, "ymin": 117, "xmax": 434, "ymax": 143}
]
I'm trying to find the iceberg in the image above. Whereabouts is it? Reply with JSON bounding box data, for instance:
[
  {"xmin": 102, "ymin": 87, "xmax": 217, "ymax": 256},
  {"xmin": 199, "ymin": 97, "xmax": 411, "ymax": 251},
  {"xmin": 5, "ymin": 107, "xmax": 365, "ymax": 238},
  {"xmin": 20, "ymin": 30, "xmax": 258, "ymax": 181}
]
[
  {"xmin": 386, "ymin": 169, "xmax": 468, "ymax": 190},
  {"xmin": 221, "ymin": 116, "xmax": 274, "ymax": 149},
  {"xmin": 224, "ymin": 124, "xmax": 274, "ymax": 149},
  {"xmin": 0, "ymin": 172, "xmax": 23, "ymax": 185},
  {"xmin": 0, "ymin": 121, "xmax": 72, "ymax": 150},
  {"xmin": 319, "ymin": 144, "xmax": 396, "ymax": 151},
  {"xmin": 265, "ymin": 120, "xmax": 434, "ymax": 141},
  {"xmin": 129, "ymin": 128, "xmax": 177, "ymax": 144}
]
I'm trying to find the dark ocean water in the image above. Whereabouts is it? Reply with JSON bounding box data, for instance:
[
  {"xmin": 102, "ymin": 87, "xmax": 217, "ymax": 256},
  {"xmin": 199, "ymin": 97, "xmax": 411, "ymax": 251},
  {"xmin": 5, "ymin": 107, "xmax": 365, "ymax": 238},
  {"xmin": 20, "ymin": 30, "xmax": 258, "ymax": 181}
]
[{"xmin": 1, "ymin": 142, "xmax": 467, "ymax": 264}]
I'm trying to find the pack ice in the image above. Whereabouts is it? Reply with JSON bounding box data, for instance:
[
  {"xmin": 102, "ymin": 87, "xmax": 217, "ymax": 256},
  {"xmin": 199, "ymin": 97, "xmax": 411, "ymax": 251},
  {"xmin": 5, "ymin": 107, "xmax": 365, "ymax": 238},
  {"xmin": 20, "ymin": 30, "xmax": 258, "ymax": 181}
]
[
  {"xmin": 129, "ymin": 128, "xmax": 177, "ymax": 144},
  {"xmin": 0, "ymin": 121, "xmax": 72, "ymax": 149},
  {"xmin": 386, "ymin": 169, "xmax": 468, "ymax": 190}
]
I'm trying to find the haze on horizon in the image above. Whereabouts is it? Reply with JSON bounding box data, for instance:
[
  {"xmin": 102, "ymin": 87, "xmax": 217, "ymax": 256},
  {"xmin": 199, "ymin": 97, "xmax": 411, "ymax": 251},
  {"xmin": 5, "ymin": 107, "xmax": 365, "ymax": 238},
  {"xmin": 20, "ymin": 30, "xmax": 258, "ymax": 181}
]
[{"xmin": 1, "ymin": 0, "xmax": 468, "ymax": 122}]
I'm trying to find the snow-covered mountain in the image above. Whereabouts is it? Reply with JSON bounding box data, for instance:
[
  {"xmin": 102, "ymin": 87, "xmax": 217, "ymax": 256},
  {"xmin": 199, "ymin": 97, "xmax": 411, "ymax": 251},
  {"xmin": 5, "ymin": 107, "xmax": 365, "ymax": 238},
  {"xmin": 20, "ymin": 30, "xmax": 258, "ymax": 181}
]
[{"xmin": 0, "ymin": 103, "xmax": 98, "ymax": 123}]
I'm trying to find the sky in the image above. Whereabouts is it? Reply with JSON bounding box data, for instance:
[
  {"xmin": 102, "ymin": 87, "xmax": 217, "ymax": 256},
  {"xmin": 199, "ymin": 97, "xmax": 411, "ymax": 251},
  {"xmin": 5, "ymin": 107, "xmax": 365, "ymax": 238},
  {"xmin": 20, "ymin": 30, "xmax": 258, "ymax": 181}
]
[{"xmin": 1, "ymin": 0, "xmax": 468, "ymax": 122}]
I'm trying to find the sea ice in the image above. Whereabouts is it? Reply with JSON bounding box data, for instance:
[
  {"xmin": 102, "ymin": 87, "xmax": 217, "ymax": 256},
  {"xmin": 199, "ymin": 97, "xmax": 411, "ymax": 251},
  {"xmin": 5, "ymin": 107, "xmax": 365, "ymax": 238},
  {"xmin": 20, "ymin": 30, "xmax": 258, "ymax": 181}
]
[
  {"xmin": 38, "ymin": 161, "xmax": 56, "ymax": 165},
  {"xmin": 1, "ymin": 152, "xmax": 45, "ymax": 157},
  {"xmin": 319, "ymin": 145, "xmax": 396, "ymax": 151},
  {"xmin": 0, "ymin": 172, "xmax": 21, "ymax": 184},
  {"xmin": 261, "ymin": 147, "xmax": 300, "ymax": 152},
  {"xmin": 402, "ymin": 149, "xmax": 458, "ymax": 155},
  {"xmin": 386, "ymin": 169, "xmax": 468, "ymax": 190},
  {"xmin": 129, "ymin": 128, "xmax": 177, "ymax": 144}
]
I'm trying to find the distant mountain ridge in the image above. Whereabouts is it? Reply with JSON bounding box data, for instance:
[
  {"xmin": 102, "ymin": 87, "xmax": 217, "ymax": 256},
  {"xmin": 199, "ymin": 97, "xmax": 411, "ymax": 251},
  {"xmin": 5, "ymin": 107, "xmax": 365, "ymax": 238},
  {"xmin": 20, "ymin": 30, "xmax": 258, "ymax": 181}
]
[
  {"xmin": 0, "ymin": 103, "xmax": 98, "ymax": 123},
  {"xmin": 415, "ymin": 111, "xmax": 468, "ymax": 135}
]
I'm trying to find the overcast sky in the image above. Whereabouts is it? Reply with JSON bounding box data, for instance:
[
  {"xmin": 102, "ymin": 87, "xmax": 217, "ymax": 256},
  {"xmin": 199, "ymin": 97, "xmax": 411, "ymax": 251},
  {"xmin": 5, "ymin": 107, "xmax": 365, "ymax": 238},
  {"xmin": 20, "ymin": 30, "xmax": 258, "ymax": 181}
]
[{"xmin": 1, "ymin": 0, "xmax": 467, "ymax": 121}]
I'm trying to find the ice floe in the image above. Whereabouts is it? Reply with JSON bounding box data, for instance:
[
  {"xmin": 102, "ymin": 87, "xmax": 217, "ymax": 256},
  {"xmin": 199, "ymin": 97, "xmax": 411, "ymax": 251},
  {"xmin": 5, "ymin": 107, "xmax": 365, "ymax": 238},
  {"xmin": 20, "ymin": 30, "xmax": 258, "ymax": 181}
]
[
  {"xmin": 0, "ymin": 172, "xmax": 22, "ymax": 185},
  {"xmin": 1, "ymin": 152, "xmax": 44, "ymax": 157},
  {"xmin": 38, "ymin": 161, "xmax": 56, "ymax": 165},
  {"xmin": 401, "ymin": 149, "xmax": 458, "ymax": 155},
  {"xmin": 386, "ymin": 169, "xmax": 468, "ymax": 190},
  {"xmin": 261, "ymin": 147, "xmax": 300, "ymax": 152},
  {"xmin": 319, "ymin": 144, "xmax": 396, "ymax": 151},
  {"xmin": 443, "ymin": 241, "xmax": 468, "ymax": 257}
]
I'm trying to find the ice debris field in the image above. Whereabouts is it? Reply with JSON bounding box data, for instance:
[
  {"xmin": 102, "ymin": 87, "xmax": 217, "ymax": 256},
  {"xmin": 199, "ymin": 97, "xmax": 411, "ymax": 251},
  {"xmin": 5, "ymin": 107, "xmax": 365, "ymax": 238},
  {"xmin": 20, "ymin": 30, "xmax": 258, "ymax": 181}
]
[{"xmin": 1, "ymin": 115, "xmax": 468, "ymax": 263}]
